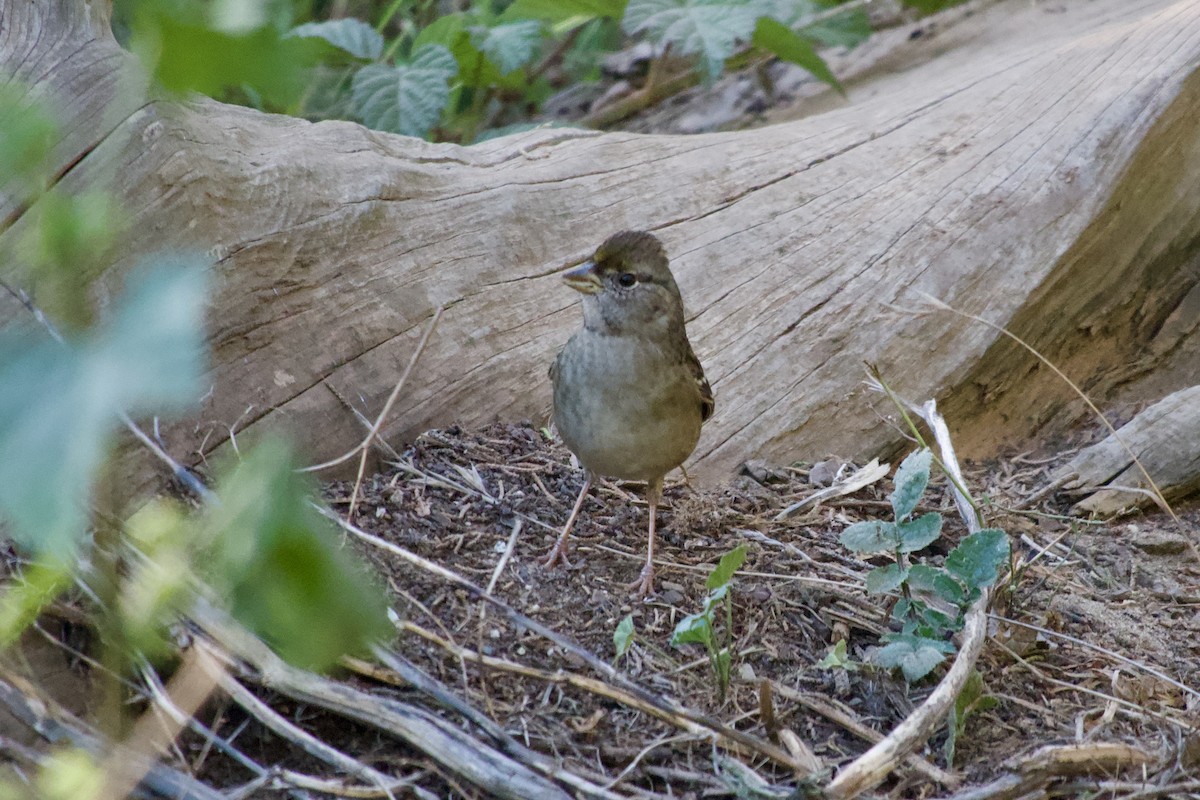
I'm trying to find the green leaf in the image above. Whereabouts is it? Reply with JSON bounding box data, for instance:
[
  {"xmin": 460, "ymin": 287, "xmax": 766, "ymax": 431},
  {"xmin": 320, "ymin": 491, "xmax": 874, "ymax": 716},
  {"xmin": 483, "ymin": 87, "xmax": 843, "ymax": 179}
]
[
  {"xmin": 98, "ymin": 255, "xmax": 212, "ymax": 408},
  {"xmin": 945, "ymin": 702, "xmax": 960, "ymax": 766},
  {"xmin": 945, "ymin": 529, "xmax": 1010, "ymax": 589},
  {"xmin": 901, "ymin": 0, "xmax": 963, "ymax": 12},
  {"xmin": 751, "ymin": 0, "xmax": 821, "ymax": 25},
  {"xmin": 671, "ymin": 611, "xmax": 713, "ymax": 647},
  {"xmin": 351, "ymin": 44, "xmax": 459, "ymax": 138},
  {"xmin": 948, "ymin": 669, "xmax": 995, "ymax": 765},
  {"xmin": 895, "ymin": 512, "xmax": 943, "ymax": 553},
  {"xmin": 613, "ymin": 614, "xmax": 635, "ymax": 658},
  {"xmin": 816, "ymin": 638, "xmax": 857, "ymax": 670},
  {"xmin": 290, "ymin": 19, "xmax": 384, "ymax": 60},
  {"xmin": 865, "ymin": 562, "xmax": 907, "ymax": 594},
  {"xmin": 469, "ymin": 20, "xmax": 544, "ymax": 74},
  {"xmin": 414, "ymin": 13, "xmax": 469, "ymax": 51},
  {"xmin": 839, "ymin": 519, "xmax": 899, "ymax": 554},
  {"xmin": 623, "ymin": 0, "xmax": 760, "ymax": 81},
  {"xmin": 128, "ymin": 3, "xmax": 320, "ymax": 107},
  {"xmin": 703, "ymin": 583, "xmax": 731, "ymax": 616},
  {"xmin": 874, "ymin": 634, "xmax": 954, "ymax": 682},
  {"xmin": 890, "ymin": 449, "xmax": 932, "ymax": 520},
  {"xmin": 201, "ymin": 438, "xmax": 390, "ymax": 670},
  {"xmin": 752, "ymin": 17, "xmax": 841, "ymax": 91},
  {"xmin": 562, "ymin": 16, "xmax": 621, "ymax": 81},
  {"xmin": 20, "ymin": 191, "xmax": 120, "ymax": 296},
  {"xmin": 37, "ymin": 749, "xmax": 104, "ymax": 799},
  {"xmin": 0, "ymin": 560, "xmax": 74, "ymax": 649},
  {"xmin": 803, "ymin": 8, "xmax": 871, "ymax": 49},
  {"xmin": 0, "ymin": 85, "xmax": 57, "ymax": 201},
  {"xmin": 506, "ymin": 0, "xmax": 626, "ymax": 21},
  {"xmin": 707, "ymin": 544, "xmax": 747, "ymax": 590},
  {"xmin": 955, "ymin": 669, "xmax": 986, "ymax": 719},
  {"xmin": 906, "ymin": 564, "xmax": 965, "ymax": 605},
  {"xmin": 0, "ymin": 255, "xmax": 209, "ymax": 558},
  {"xmin": 910, "ymin": 602, "xmax": 958, "ymax": 636}
]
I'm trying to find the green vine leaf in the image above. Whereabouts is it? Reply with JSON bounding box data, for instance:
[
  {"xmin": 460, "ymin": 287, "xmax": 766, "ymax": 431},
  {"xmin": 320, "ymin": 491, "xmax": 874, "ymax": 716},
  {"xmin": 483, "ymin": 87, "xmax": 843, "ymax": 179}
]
[
  {"xmin": 290, "ymin": 19, "xmax": 384, "ymax": 60},
  {"xmin": 839, "ymin": 519, "xmax": 900, "ymax": 554},
  {"xmin": 623, "ymin": 0, "xmax": 760, "ymax": 81},
  {"xmin": 751, "ymin": 17, "xmax": 841, "ymax": 91},
  {"xmin": 351, "ymin": 44, "xmax": 459, "ymax": 137},
  {"xmin": 896, "ymin": 512, "xmax": 943, "ymax": 553},
  {"xmin": 891, "ymin": 448, "xmax": 932, "ymax": 520},
  {"xmin": 945, "ymin": 529, "xmax": 1010, "ymax": 589},
  {"xmin": 875, "ymin": 633, "xmax": 955, "ymax": 682},
  {"xmin": 505, "ymin": 0, "xmax": 626, "ymax": 20},
  {"xmin": 469, "ymin": 20, "xmax": 544, "ymax": 74},
  {"xmin": 865, "ymin": 562, "xmax": 908, "ymax": 594},
  {"xmin": 671, "ymin": 611, "xmax": 713, "ymax": 647}
]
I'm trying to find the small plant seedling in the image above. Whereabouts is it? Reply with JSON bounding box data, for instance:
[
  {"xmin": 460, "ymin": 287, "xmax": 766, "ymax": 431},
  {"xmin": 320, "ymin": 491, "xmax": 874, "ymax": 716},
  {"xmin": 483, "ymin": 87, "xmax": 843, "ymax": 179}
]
[
  {"xmin": 671, "ymin": 544, "xmax": 746, "ymax": 699},
  {"xmin": 613, "ymin": 613, "xmax": 635, "ymax": 664},
  {"xmin": 944, "ymin": 668, "xmax": 998, "ymax": 766},
  {"xmin": 840, "ymin": 449, "xmax": 1010, "ymax": 682},
  {"xmin": 816, "ymin": 639, "xmax": 858, "ymax": 672}
]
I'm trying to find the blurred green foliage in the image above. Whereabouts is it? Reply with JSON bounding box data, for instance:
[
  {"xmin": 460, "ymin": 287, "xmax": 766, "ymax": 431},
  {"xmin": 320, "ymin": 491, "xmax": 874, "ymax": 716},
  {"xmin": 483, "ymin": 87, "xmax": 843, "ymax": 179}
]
[
  {"xmin": 111, "ymin": 0, "xmax": 966, "ymax": 142},
  {"xmin": 0, "ymin": 69, "xmax": 392, "ymax": 797}
]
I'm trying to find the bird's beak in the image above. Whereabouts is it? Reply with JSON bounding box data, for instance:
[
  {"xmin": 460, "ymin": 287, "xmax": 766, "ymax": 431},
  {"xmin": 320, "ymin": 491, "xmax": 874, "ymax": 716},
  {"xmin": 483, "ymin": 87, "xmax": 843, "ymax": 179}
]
[{"xmin": 562, "ymin": 261, "xmax": 603, "ymax": 295}]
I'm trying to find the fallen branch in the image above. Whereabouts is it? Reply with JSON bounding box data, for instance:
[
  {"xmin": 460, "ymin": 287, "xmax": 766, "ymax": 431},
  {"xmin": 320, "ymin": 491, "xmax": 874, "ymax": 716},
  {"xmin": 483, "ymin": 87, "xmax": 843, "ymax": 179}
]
[
  {"xmin": 0, "ymin": 668, "xmax": 223, "ymax": 800},
  {"xmin": 939, "ymin": 742, "xmax": 1156, "ymax": 800},
  {"xmin": 824, "ymin": 393, "xmax": 989, "ymax": 799},
  {"xmin": 765, "ymin": 681, "xmax": 957, "ymax": 788},
  {"xmin": 192, "ymin": 604, "xmax": 575, "ymax": 800},
  {"xmin": 378, "ymin": 620, "xmax": 804, "ymax": 771}
]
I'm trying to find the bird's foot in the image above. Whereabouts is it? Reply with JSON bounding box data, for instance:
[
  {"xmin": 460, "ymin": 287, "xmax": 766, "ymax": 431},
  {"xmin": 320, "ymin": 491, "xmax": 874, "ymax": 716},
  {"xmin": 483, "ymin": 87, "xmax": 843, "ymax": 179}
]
[
  {"xmin": 541, "ymin": 541, "xmax": 573, "ymax": 570},
  {"xmin": 626, "ymin": 563, "xmax": 656, "ymax": 598}
]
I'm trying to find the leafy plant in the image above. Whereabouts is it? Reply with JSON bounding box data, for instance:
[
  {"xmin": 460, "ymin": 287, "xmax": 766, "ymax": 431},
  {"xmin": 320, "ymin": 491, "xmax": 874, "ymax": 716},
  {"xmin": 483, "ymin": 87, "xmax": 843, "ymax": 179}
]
[
  {"xmin": 0, "ymin": 63, "xmax": 390, "ymax": 793},
  {"xmin": 116, "ymin": 0, "xmax": 969, "ymax": 142},
  {"xmin": 671, "ymin": 544, "xmax": 747, "ymax": 698},
  {"xmin": 622, "ymin": 0, "xmax": 865, "ymax": 88},
  {"xmin": 944, "ymin": 668, "xmax": 998, "ymax": 766},
  {"xmin": 119, "ymin": 0, "xmax": 322, "ymax": 109},
  {"xmin": 840, "ymin": 449, "xmax": 1010, "ymax": 681},
  {"xmin": 816, "ymin": 638, "xmax": 858, "ymax": 671}
]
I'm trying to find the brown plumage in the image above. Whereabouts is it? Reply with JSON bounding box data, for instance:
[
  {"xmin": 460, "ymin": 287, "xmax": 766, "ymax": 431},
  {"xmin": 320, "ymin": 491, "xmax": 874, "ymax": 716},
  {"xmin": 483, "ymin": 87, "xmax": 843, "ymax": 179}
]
[{"xmin": 544, "ymin": 230, "xmax": 713, "ymax": 596}]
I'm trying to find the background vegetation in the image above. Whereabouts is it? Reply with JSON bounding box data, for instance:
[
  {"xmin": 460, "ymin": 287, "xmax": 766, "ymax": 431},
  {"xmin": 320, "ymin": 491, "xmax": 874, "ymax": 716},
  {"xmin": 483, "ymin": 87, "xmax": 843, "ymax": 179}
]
[{"xmin": 115, "ymin": 0, "xmax": 964, "ymax": 142}]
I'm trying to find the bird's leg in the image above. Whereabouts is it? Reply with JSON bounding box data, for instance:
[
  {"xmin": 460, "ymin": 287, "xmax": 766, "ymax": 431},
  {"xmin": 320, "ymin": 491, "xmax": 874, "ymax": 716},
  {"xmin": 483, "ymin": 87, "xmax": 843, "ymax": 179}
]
[
  {"xmin": 628, "ymin": 477, "xmax": 662, "ymax": 597},
  {"xmin": 542, "ymin": 475, "xmax": 591, "ymax": 569}
]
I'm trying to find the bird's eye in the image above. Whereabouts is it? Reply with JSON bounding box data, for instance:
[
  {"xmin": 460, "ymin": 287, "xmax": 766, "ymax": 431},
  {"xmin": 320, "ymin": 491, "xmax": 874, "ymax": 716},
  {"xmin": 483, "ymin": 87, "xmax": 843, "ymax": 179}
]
[{"xmin": 617, "ymin": 273, "xmax": 638, "ymax": 288}]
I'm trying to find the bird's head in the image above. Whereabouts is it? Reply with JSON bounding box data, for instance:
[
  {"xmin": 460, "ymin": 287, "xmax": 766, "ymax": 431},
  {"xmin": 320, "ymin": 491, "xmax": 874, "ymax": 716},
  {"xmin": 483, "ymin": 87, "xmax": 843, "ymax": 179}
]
[{"xmin": 562, "ymin": 231, "xmax": 684, "ymax": 336}]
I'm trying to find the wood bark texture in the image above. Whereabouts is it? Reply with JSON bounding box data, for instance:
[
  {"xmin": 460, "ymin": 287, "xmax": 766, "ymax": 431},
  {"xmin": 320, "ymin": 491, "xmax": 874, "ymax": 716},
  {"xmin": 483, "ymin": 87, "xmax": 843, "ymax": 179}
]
[
  {"xmin": 1055, "ymin": 385, "xmax": 1200, "ymax": 516},
  {"xmin": 2, "ymin": 0, "xmax": 1199, "ymax": 488}
]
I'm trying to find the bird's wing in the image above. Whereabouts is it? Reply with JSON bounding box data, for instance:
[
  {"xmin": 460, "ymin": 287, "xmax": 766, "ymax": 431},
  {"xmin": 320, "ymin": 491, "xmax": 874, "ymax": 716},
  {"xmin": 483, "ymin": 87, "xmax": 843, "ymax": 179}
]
[{"xmin": 687, "ymin": 350, "xmax": 715, "ymax": 423}]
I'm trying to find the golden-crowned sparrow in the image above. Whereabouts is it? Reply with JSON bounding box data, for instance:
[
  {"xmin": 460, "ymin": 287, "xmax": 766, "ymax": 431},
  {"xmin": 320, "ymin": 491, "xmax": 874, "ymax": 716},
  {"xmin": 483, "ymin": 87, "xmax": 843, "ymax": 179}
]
[{"xmin": 543, "ymin": 231, "xmax": 714, "ymax": 596}]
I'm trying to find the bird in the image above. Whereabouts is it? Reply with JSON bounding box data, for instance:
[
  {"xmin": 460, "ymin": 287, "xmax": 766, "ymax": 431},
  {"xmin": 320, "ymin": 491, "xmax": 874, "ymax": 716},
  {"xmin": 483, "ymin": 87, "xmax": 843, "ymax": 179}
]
[{"xmin": 543, "ymin": 230, "xmax": 714, "ymax": 597}]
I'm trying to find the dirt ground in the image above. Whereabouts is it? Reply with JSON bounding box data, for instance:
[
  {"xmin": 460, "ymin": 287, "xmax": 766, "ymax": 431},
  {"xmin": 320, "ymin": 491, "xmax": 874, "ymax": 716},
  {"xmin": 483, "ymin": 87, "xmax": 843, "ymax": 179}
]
[{"xmin": 194, "ymin": 418, "xmax": 1195, "ymax": 799}]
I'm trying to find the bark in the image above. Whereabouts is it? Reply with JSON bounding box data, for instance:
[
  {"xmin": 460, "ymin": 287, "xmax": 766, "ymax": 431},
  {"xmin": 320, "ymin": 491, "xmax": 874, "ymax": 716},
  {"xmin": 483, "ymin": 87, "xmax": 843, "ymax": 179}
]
[
  {"xmin": 2, "ymin": 0, "xmax": 1199, "ymax": 490},
  {"xmin": 1055, "ymin": 385, "xmax": 1200, "ymax": 516}
]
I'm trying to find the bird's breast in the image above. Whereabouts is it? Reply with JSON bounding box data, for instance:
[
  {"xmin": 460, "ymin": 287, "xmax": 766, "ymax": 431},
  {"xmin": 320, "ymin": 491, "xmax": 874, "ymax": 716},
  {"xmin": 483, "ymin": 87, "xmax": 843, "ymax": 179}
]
[{"xmin": 551, "ymin": 331, "xmax": 702, "ymax": 481}]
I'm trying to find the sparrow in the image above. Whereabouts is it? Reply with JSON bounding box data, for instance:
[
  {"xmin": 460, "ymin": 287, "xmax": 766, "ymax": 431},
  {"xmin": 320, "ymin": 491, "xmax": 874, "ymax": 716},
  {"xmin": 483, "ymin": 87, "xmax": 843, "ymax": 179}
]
[{"xmin": 543, "ymin": 230, "xmax": 714, "ymax": 596}]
